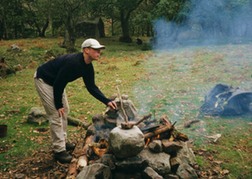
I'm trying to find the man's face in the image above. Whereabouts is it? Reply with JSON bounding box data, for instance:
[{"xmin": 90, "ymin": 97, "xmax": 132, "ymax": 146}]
[{"xmin": 87, "ymin": 48, "xmax": 102, "ymax": 61}]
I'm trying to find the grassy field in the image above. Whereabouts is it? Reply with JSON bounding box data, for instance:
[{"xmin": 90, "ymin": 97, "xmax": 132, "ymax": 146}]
[{"xmin": 0, "ymin": 37, "xmax": 252, "ymax": 178}]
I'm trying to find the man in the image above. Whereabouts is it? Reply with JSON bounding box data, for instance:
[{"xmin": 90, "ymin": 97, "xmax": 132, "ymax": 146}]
[{"xmin": 34, "ymin": 38, "xmax": 117, "ymax": 163}]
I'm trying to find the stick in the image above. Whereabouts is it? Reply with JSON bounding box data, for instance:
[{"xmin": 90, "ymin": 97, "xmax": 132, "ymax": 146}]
[
  {"xmin": 116, "ymin": 86, "xmax": 128, "ymax": 123},
  {"xmin": 135, "ymin": 113, "xmax": 152, "ymax": 125},
  {"xmin": 121, "ymin": 113, "xmax": 152, "ymax": 129}
]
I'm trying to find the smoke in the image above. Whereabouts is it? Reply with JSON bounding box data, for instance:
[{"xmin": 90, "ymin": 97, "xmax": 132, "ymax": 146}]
[
  {"xmin": 133, "ymin": 1, "xmax": 252, "ymax": 119},
  {"xmin": 153, "ymin": 0, "xmax": 252, "ymax": 49}
]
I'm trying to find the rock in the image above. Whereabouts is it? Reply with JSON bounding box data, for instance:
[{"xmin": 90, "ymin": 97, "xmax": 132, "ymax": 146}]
[
  {"xmin": 106, "ymin": 95, "xmax": 138, "ymax": 124},
  {"xmin": 92, "ymin": 114, "xmax": 106, "ymax": 129},
  {"xmin": 27, "ymin": 107, "xmax": 48, "ymax": 125},
  {"xmin": 176, "ymin": 142, "xmax": 196, "ymax": 166},
  {"xmin": 170, "ymin": 157, "xmax": 180, "ymax": 173},
  {"xmin": 176, "ymin": 163, "xmax": 198, "ymax": 179},
  {"xmin": 162, "ymin": 140, "xmax": 183, "ymax": 156},
  {"xmin": 163, "ymin": 174, "xmax": 179, "ymax": 179},
  {"xmin": 8, "ymin": 44, "xmax": 22, "ymax": 52},
  {"xmin": 113, "ymin": 171, "xmax": 142, "ymax": 179},
  {"xmin": 109, "ymin": 126, "xmax": 145, "ymax": 159},
  {"xmin": 100, "ymin": 154, "xmax": 116, "ymax": 170},
  {"xmin": 0, "ymin": 57, "xmax": 16, "ymax": 78},
  {"xmin": 139, "ymin": 149, "xmax": 171, "ymax": 175},
  {"xmin": 76, "ymin": 163, "xmax": 111, "ymax": 179},
  {"xmin": 142, "ymin": 167, "xmax": 163, "ymax": 179},
  {"xmin": 115, "ymin": 156, "xmax": 148, "ymax": 172},
  {"xmin": 148, "ymin": 140, "xmax": 163, "ymax": 153}
]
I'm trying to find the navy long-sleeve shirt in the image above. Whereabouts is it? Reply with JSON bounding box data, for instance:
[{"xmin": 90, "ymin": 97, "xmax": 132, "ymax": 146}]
[{"xmin": 36, "ymin": 52, "xmax": 111, "ymax": 109}]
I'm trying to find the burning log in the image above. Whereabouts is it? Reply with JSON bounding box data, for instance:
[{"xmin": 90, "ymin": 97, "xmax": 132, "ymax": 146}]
[
  {"xmin": 144, "ymin": 124, "xmax": 173, "ymax": 139},
  {"xmin": 144, "ymin": 115, "xmax": 173, "ymax": 139},
  {"xmin": 144, "ymin": 115, "xmax": 188, "ymax": 142}
]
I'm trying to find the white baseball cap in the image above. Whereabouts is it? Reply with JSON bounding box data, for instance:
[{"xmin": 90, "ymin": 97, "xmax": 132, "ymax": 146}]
[{"xmin": 81, "ymin": 38, "xmax": 105, "ymax": 49}]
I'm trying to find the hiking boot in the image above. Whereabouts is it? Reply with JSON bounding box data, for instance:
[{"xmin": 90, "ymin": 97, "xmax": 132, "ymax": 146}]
[
  {"xmin": 54, "ymin": 150, "xmax": 72, "ymax": 163},
  {"xmin": 66, "ymin": 142, "xmax": 76, "ymax": 151}
]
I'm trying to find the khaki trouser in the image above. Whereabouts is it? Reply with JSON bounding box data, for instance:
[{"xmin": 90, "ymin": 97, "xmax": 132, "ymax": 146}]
[{"xmin": 34, "ymin": 73, "xmax": 69, "ymax": 152}]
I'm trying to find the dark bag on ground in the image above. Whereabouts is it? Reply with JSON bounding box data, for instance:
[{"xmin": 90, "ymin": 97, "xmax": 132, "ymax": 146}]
[{"xmin": 200, "ymin": 84, "xmax": 252, "ymax": 116}]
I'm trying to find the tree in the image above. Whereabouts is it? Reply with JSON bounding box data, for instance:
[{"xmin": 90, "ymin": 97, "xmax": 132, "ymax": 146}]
[
  {"xmin": 152, "ymin": 0, "xmax": 187, "ymax": 22},
  {"xmin": 89, "ymin": 0, "xmax": 145, "ymax": 42},
  {"xmin": 50, "ymin": 0, "xmax": 86, "ymax": 52},
  {"xmin": 131, "ymin": 0, "xmax": 160, "ymax": 37},
  {"xmin": 0, "ymin": 0, "xmax": 24, "ymax": 39},
  {"xmin": 118, "ymin": 0, "xmax": 145, "ymax": 42},
  {"xmin": 22, "ymin": 0, "xmax": 51, "ymax": 37}
]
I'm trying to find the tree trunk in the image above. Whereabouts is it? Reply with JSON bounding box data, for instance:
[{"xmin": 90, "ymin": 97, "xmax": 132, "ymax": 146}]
[
  {"xmin": 119, "ymin": 10, "xmax": 132, "ymax": 43},
  {"xmin": 40, "ymin": 18, "xmax": 49, "ymax": 37},
  {"xmin": 62, "ymin": 15, "xmax": 76, "ymax": 52}
]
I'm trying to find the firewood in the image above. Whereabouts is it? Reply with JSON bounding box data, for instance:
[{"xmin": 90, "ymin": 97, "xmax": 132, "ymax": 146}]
[
  {"xmin": 82, "ymin": 135, "xmax": 95, "ymax": 155},
  {"xmin": 160, "ymin": 115, "xmax": 172, "ymax": 126},
  {"xmin": 144, "ymin": 124, "xmax": 173, "ymax": 139},
  {"xmin": 121, "ymin": 113, "xmax": 152, "ymax": 129},
  {"xmin": 77, "ymin": 155, "xmax": 88, "ymax": 169},
  {"xmin": 66, "ymin": 158, "xmax": 78, "ymax": 178},
  {"xmin": 143, "ymin": 113, "xmax": 188, "ymax": 141},
  {"xmin": 170, "ymin": 130, "xmax": 189, "ymax": 142},
  {"xmin": 67, "ymin": 137, "xmax": 86, "ymax": 178},
  {"xmin": 67, "ymin": 135, "xmax": 95, "ymax": 178},
  {"xmin": 67, "ymin": 116, "xmax": 91, "ymax": 129}
]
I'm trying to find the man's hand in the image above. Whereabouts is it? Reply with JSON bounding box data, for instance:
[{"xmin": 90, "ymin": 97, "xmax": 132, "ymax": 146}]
[
  {"xmin": 107, "ymin": 101, "xmax": 117, "ymax": 110},
  {"xmin": 58, "ymin": 108, "xmax": 65, "ymax": 118}
]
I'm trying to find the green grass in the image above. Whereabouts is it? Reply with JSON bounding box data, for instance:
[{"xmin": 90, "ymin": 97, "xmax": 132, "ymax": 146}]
[{"xmin": 0, "ymin": 38, "xmax": 252, "ymax": 178}]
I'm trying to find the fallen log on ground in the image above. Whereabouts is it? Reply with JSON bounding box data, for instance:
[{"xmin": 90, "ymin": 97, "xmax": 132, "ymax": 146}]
[{"xmin": 67, "ymin": 116, "xmax": 91, "ymax": 129}]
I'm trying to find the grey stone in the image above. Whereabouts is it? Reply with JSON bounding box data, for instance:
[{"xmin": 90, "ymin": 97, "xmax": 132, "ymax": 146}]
[
  {"xmin": 176, "ymin": 142, "xmax": 196, "ymax": 166},
  {"xmin": 115, "ymin": 156, "xmax": 148, "ymax": 172},
  {"xmin": 162, "ymin": 140, "xmax": 183, "ymax": 156},
  {"xmin": 148, "ymin": 140, "xmax": 163, "ymax": 153},
  {"xmin": 164, "ymin": 174, "xmax": 179, "ymax": 179},
  {"xmin": 176, "ymin": 163, "xmax": 198, "ymax": 179},
  {"xmin": 142, "ymin": 167, "xmax": 163, "ymax": 179},
  {"xmin": 109, "ymin": 126, "xmax": 145, "ymax": 159},
  {"xmin": 100, "ymin": 154, "xmax": 116, "ymax": 170},
  {"xmin": 139, "ymin": 149, "xmax": 171, "ymax": 175},
  {"xmin": 76, "ymin": 163, "xmax": 111, "ymax": 179},
  {"xmin": 27, "ymin": 107, "xmax": 47, "ymax": 125}
]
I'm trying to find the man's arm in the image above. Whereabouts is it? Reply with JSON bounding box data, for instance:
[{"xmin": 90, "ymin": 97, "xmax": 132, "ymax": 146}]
[{"xmin": 82, "ymin": 65, "xmax": 111, "ymax": 105}]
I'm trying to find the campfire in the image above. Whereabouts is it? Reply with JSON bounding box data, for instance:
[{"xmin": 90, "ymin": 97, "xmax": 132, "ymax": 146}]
[{"xmin": 67, "ymin": 95, "xmax": 198, "ymax": 179}]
